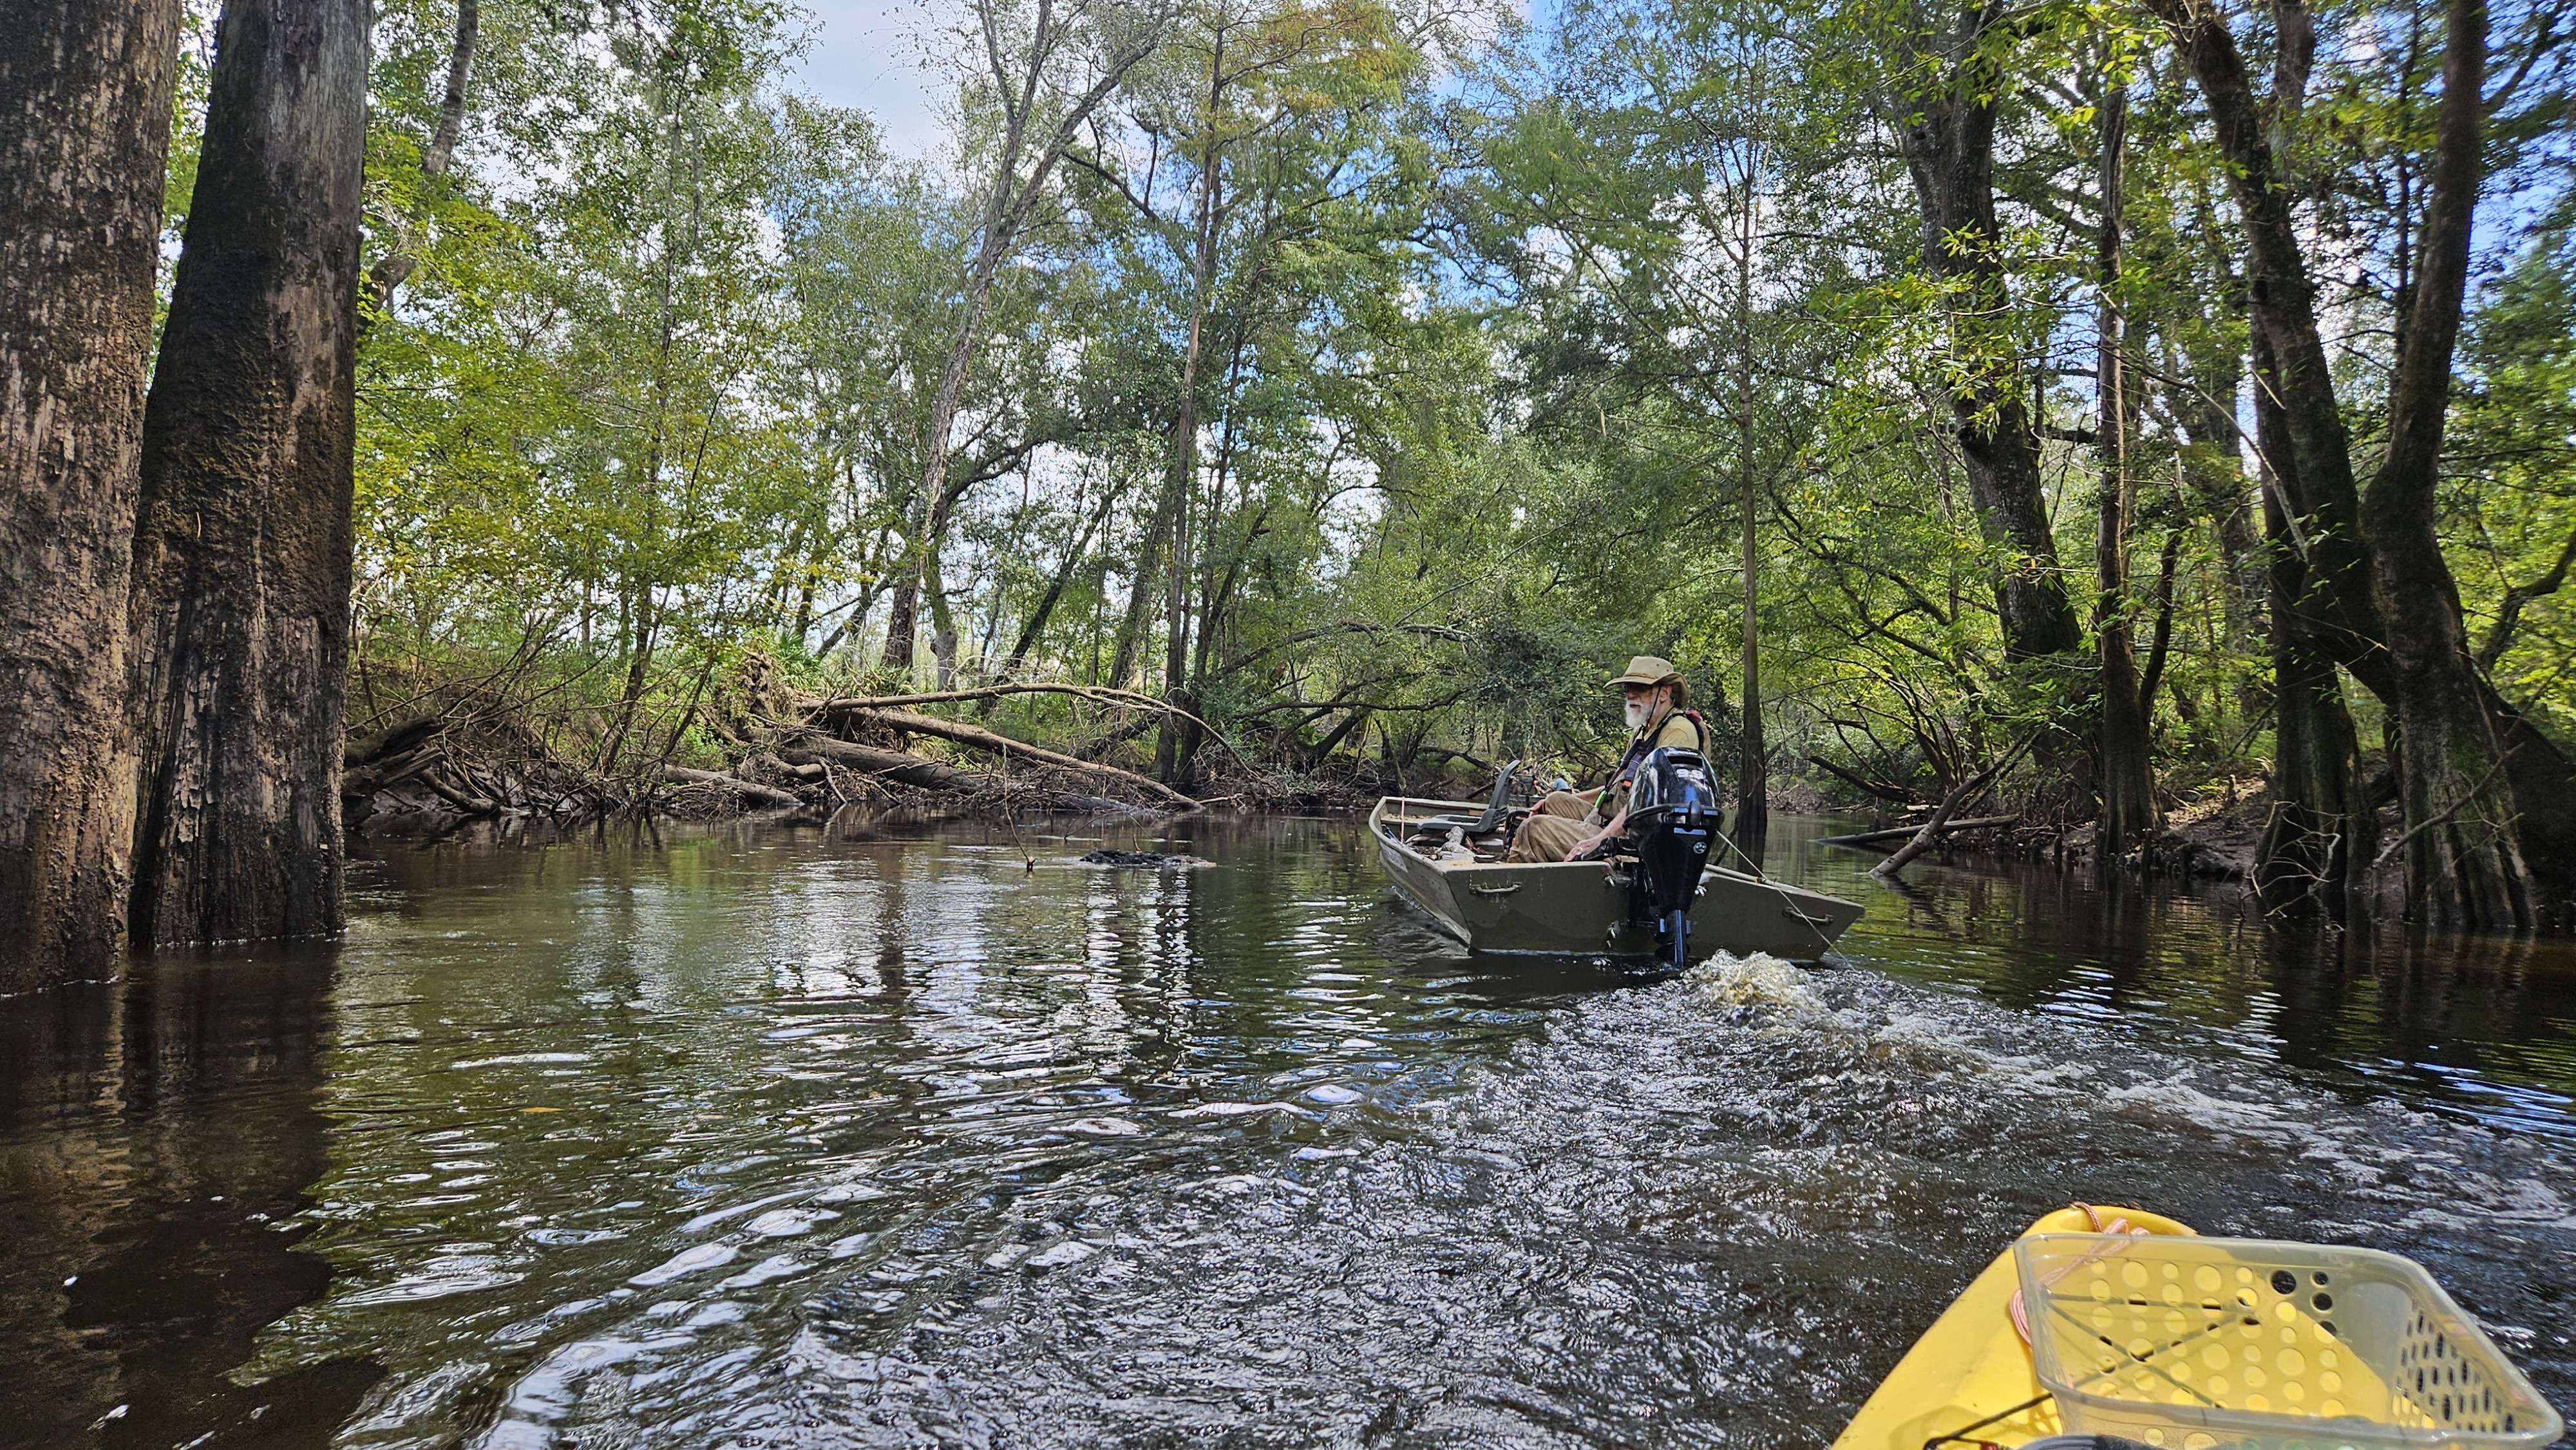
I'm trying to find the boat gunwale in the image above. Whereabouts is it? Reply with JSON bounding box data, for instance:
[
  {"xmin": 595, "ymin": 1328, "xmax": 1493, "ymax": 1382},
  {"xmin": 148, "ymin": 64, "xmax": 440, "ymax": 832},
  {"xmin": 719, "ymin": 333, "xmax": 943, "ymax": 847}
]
[{"xmin": 1365, "ymin": 795, "xmax": 1777, "ymax": 890}]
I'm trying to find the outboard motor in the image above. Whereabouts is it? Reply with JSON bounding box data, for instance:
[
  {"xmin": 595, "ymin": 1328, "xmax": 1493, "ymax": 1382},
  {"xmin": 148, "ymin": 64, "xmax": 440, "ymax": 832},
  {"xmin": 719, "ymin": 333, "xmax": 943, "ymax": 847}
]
[{"xmin": 1624, "ymin": 748, "xmax": 1720, "ymax": 969}]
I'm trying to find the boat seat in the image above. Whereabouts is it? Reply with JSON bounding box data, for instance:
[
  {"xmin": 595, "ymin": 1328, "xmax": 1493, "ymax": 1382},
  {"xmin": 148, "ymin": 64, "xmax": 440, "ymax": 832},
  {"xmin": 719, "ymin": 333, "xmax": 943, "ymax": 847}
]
[{"xmin": 1410, "ymin": 760, "xmax": 1523, "ymax": 839}]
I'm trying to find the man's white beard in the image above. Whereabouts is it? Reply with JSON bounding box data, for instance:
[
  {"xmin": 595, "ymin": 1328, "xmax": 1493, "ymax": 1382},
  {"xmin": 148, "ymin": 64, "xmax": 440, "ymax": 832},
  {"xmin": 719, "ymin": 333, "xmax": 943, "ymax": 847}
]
[{"xmin": 1624, "ymin": 699, "xmax": 1649, "ymax": 730}]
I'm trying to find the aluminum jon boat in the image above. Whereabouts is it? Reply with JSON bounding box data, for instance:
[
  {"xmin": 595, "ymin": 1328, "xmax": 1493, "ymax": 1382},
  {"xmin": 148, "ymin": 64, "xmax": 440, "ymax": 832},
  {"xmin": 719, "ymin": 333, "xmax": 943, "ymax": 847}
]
[{"xmin": 1368, "ymin": 794, "xmax": 1867, "ymax": 961}]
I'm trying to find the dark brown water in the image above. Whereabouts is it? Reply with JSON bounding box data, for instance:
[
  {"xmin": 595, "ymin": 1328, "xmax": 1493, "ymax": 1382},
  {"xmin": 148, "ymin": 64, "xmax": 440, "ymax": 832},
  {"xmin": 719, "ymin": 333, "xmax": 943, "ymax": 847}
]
[{"xmin": 3, "ymin": 814, "xmax": 2570, "ymax": 1449}]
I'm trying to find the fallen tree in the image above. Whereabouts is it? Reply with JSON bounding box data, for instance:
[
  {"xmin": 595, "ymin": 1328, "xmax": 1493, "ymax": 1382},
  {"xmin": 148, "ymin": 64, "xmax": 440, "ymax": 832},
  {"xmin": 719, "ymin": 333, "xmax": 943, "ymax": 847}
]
[
  {"xmin": 776, "ymin": 733, "xmax": 977, "ymax": 791},
  {"xmin": 832, "ymin": 706, "xmax": 1202, "ymax": 811},
  {"xmin": 1860, "ymin": 733, "xmax": 2040, "ymax": 879},
  {"xmin": 1814, "ymin": 814, "xmax": 2022, "ymax": 849},
  {"xmin": 661, "ymin": 765, "xmax": 802, "ymax": 809},
  {"xmin": 806, "ymin": 681, "xmax": 1255, "ymax": 776}
]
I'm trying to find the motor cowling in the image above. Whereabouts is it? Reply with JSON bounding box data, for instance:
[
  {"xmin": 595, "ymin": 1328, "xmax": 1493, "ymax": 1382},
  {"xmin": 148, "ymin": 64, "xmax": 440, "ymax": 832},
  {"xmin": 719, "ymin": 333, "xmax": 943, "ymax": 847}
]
[{"xmin": 1625, "ymin": 747, "xmax": 1719, "ymax": 968}]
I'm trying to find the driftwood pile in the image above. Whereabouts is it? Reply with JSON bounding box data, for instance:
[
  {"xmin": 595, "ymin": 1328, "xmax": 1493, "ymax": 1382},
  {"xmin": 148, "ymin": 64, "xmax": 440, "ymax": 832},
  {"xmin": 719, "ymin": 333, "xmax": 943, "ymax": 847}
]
[{"xmin": 345, "ymin": 681, "xmax": 1254, "ymax": 833}]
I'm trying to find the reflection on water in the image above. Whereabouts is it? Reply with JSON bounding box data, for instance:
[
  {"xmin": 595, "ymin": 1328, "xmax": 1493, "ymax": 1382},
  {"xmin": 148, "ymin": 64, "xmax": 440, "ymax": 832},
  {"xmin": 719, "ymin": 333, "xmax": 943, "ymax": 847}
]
[
  {"xmin": 0, "ymin": 812, "xmax": 2568, "ymax": 1449},
  {"xmin": 0, "ymin": 949, "xmax": 381, "ymax": 1450}
]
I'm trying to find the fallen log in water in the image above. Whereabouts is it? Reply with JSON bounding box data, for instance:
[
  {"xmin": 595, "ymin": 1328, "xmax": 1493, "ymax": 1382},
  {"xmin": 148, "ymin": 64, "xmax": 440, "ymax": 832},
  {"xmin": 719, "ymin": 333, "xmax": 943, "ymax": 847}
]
[
  {"xmin": 1813, "ymin": 814, "xmax": 2021, "ymax": 849},
  {"xmin": 661, "ymin": 764, "xmax": 803, "ymax": 809},
  {"xmin": 778, "ymin": 733, "xmax": 978, "ymax": 792},
  {"xmin": 806, "ymin": 681, "xmax": 1257, "ymax": 776},
  {"xmin": 836, "ymin": 707, "xmax": 1202, "ymax": 812}
]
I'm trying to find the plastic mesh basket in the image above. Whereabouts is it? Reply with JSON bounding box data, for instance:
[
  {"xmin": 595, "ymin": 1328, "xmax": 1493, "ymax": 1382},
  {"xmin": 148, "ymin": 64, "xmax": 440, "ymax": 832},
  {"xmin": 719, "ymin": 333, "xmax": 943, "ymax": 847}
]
[{"xmin": 2014, "ymin": 1234, "xmax": 2562, "ymax": 1450}]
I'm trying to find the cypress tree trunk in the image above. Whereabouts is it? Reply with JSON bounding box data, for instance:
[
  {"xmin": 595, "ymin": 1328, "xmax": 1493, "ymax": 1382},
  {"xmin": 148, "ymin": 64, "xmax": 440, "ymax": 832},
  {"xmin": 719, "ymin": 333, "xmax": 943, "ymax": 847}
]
[
  {"xmin": 2141, "ymin": 0, "xmax": 2389, "ymax": 693},
  {"xmin": 0, "ymin": 0, "xmax": 182, "ymax": 988},
  {"xmin": 129, "ymin": 0, "xmax": 368, "ymax": 946},
  {"xmin": 1893, "ymin": 50, "xmax": 2082, "ymax": 665},
  {"xmin": 2251, "ymin": 327, "xmax": 2371, "ymax": 913},
  {"xmin": 2153, "ymin": 0, "xmax": 2574, "ymax": 921},
  {"xmin": 2358, "ymin": 0, "xmax": 2532, "ymax": 928},
  {"xmin": 2257, "ymin": 488, "xmax": 2371, "ymax": 915}
]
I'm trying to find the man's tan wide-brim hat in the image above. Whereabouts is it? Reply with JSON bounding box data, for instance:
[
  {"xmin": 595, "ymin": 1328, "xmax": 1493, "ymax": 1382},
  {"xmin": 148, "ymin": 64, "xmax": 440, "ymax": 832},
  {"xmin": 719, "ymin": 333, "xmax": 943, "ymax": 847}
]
[{"xmin": 1605, "ymin": 655, "xmax": 1683, "ymax": 689}]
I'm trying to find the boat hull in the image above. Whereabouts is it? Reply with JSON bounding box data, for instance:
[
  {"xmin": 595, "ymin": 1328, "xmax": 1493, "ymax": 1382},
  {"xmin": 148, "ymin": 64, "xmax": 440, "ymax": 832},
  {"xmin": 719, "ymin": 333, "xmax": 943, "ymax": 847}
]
[{"xmin": 1369, "ymin": 796, "xmax": 1866, "ymax": 960}]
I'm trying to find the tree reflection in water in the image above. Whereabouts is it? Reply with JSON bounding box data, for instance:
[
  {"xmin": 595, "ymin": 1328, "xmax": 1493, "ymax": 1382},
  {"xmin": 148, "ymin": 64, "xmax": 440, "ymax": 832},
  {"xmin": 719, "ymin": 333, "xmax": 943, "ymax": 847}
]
[{"xmin": 0, "ymin": 949, "xmax": 379, "ymax": 1449}]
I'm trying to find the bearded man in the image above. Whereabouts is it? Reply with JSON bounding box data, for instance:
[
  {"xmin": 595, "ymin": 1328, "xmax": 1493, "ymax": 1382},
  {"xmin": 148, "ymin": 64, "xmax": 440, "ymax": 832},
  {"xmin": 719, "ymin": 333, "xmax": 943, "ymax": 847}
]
[{"xmin": 1506, "ymin": 657, "xmax": 1713, "ymax": 863}]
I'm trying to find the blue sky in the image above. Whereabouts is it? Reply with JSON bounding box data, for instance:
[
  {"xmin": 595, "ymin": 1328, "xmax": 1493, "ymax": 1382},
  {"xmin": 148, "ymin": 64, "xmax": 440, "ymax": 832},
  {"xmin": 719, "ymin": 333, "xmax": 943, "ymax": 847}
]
[
  {"xmin": 790, "ymin": 0, "xmax": 951, "ymax": 158},
  {"xmin": 784, "ymin": 0, "xmax": 1549, "ymax": 162}
]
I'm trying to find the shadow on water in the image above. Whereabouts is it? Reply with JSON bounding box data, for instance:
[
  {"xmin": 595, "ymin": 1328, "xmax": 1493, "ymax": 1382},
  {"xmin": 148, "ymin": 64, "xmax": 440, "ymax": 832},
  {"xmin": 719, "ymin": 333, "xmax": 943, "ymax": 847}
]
[
  {"xmin": 0, "ymin": 810, "xmax": 2566, "ymax": 1448},
  {"xmin": 0, "ymin": 947, "xmax": 382, "ymax": 1450}
]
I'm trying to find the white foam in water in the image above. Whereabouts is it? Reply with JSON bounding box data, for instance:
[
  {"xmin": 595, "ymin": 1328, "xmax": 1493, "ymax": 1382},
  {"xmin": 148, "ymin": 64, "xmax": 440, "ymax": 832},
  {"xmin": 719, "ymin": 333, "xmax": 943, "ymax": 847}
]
[{"xmin": 1685, "ymin": 952, "xmax": 1826, "ymax": 1015}]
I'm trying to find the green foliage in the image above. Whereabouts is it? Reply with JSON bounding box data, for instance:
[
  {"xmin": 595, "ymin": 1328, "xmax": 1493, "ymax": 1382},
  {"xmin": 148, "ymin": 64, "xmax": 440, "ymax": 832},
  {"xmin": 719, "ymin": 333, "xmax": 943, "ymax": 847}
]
[{"xmin": 335, "ymin": 0, "xmax": 2575, "ymax": 804}]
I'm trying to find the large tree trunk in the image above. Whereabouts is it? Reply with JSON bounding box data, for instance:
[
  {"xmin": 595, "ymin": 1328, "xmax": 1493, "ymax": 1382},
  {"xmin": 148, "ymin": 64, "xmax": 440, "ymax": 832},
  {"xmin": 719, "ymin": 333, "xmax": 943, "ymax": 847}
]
[
  {"xmin": 2251, "ymin": 326, "xmax": 2371, "ymax": 912},
  {"xmin": 1893, "ymin": 21, "xmax": 2083, "ymax": 664},
  {"xmin": 882, "ymin": 574, "xmax": 922, "ymax": 673},
  {"xmin": 2154, "ymin": 0, "xmax": 2576, "ymax": 922},
  {"xmin": 2357, "ymin": 0, "xmax": 2533, "ymax": 928},
  {"xmin": 2093, "ymin": 77, "xmax": 2154, "ymax": 865},
  {"xmin": 2257, "ymin": 483, "xmax": 2372, "ymax": 915},
  {"xmin": 2143, "ymin": 0, "xmax": 2388, "ymax": 695},
  {"xmin": 0, "ymin": 0, "xmax": 182, "ymax": 988},
  {"xmin": 128, "ymin": 0, "xmax": 369, "ymax": 947}
]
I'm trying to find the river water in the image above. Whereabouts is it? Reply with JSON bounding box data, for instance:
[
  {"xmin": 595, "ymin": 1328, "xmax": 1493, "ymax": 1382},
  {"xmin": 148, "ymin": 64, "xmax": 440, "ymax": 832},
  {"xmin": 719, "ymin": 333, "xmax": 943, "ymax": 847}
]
[{"xmin": 3, "ymin": 814, "xmax": 2571, "ymax": 1449}]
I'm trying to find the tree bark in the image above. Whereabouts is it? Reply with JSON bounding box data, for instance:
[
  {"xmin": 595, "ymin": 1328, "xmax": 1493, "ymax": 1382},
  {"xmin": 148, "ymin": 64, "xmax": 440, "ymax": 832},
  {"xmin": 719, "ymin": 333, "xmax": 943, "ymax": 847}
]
[
  {"xmin": 128, "ymin": 0, "xmax": 370, "ymax": 947},
  {"xmin": 2142, "ymin": 0, "xmax": 2389, "ymax": 693},
  {"xmin": 1732, "ymin": 150, "xmax": 1768, "ymax": 860},
  {"xmin": 0, "ymin": 0, "xmax": 182, "ymax": 988},
  {"xmin": 2257, "ymin": 472, "xmax": 2371, "ymax": 915},
  {"xmin": 1891, "ymin": 14, "xmax": 2082, "ymax": 664},
  {"xmin": 2094, "ymin": 75, "xmax": 2154, "ymax": 865},
  {"xmin": 2356, "ymin": 0, "xmax": 2533, "ymax": 928},
  {"xmin": 2249, "ymin": 319, "xmax": 2373, "ymax": 912},
  {"xmin": 780, "ymin": 735, "xmax": 978, "ymax": 792}
]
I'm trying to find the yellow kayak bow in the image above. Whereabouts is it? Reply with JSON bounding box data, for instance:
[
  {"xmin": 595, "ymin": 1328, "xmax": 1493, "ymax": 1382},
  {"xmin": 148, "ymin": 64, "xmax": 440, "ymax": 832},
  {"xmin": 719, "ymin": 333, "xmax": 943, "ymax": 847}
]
[{"xmin": 1833, "ymin": 1205, "xmax": 2197, "ymax": 1450}]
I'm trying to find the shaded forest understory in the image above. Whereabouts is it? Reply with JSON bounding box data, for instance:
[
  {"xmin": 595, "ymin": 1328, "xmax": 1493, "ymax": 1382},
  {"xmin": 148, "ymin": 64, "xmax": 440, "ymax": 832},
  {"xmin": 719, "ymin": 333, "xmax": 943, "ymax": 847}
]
[{"xmin": 5, "ymin": 0, "xmax": 2575, "ymax": 988}]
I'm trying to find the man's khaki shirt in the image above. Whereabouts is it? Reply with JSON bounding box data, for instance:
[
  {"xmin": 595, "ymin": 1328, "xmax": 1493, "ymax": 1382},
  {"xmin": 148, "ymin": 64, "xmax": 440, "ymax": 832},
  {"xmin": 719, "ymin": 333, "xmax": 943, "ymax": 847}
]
[{"xmin": 1593, "ymin": 705, "xmax": 1707, "ymax": 814}]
